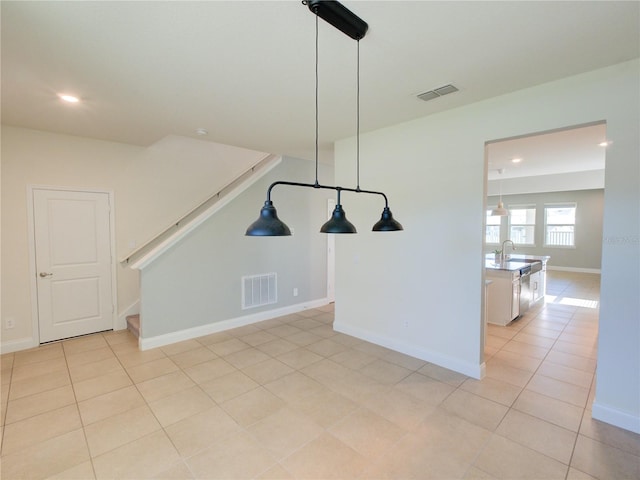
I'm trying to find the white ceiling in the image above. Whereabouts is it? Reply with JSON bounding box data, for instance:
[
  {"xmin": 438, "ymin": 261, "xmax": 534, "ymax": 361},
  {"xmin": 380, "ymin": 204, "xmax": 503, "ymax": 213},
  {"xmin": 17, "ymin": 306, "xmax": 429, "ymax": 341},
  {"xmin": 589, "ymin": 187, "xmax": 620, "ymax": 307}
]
[
  {"xmin": 486, "ymin": 122, "xmax": 608, "ymax": 181},
  {"xmin": 2, "ymin": 1, "xmax": 639, "ymax": 168}
]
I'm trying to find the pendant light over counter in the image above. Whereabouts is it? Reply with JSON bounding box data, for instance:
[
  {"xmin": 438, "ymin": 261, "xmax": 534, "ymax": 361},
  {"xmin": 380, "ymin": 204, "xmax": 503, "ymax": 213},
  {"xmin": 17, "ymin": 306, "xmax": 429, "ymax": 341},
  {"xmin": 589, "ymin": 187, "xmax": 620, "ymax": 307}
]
[
  {"xmin": 245, "ymin": 0, "xmax": 403, "ymax": 236},
  {"xmin": 491, "ymin": 168, "xmax": 509, "ymax": 217}
]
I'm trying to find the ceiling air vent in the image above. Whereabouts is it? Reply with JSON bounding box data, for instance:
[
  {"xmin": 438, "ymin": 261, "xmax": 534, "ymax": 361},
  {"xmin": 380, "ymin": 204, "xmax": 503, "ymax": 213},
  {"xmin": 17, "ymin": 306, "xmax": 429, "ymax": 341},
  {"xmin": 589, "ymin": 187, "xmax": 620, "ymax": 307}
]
[{"xmin": 417, "ymin": 84, "xmax": 459, "ymax": 102}]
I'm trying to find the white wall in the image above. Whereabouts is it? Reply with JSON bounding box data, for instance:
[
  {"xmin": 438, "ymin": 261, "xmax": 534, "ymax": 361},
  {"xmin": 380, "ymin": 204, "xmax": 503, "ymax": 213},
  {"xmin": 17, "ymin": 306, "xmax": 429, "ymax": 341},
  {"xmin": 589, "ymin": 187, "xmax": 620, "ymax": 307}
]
[
  {"xmin": 1, "ymin": 127, "xmax": 140, "ymax": 347},
  {"xmin": 1, "ymin": 126, "xmax": 268, "ymax": 350},
  {"xmin": 334, "ymin": 60, "xmax": 639, "ymax": 433},
  {"xmin": 118, "ymin": 135, "xmax": 268, "ymax": 257}
]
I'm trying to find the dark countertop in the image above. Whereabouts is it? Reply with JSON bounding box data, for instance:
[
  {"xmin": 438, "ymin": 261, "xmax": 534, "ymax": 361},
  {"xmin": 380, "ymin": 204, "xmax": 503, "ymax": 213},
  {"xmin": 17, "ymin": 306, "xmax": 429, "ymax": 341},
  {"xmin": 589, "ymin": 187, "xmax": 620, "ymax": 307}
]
[
  {"xmin": 485, "ymin": 260, "xmax": 531, "ymax": 272},
  {"xmin": 507, "ymin": 254, "xmax": 550, "ymax": 262},
  {"xmin": 484, "ymin": 253, "xmax": 550, "ymax": 272}
]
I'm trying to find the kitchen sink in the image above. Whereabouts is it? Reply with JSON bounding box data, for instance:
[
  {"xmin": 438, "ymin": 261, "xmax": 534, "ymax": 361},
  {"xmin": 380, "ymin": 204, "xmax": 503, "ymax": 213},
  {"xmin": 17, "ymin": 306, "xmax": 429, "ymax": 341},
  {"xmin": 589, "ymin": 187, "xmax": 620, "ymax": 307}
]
[
  {"xmin": 530, "ymin": 261, "xmax": 542, "ymax": 273},
  {"xmin": 505, "ymin": 258, "xmax": 543, "ymax": 273}
]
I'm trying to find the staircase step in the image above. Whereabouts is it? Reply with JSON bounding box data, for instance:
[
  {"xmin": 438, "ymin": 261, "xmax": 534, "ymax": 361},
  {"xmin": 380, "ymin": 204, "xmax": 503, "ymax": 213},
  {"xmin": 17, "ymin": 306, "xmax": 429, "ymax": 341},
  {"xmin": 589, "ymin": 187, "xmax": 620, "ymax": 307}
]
[{"xmin": 126, "ymin": 314, "xmax": 140, "ymax": 338}]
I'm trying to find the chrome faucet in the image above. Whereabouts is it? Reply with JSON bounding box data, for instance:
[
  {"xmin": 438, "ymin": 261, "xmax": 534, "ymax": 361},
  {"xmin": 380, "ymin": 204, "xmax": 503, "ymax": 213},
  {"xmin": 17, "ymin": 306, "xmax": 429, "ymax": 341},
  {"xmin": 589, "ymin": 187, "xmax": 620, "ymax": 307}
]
[{"xmin": 501, "ymin": 240, "xmax": 515, "ymax": 263}]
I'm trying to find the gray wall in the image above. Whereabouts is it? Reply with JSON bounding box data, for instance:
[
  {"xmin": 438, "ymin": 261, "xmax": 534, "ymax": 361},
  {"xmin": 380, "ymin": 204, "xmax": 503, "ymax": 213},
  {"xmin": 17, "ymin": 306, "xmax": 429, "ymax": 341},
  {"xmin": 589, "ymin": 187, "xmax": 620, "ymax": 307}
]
[
  {"xmin": 487, "ymin": 189, "xmax": 604, "ymax": 269},
  {"xmin": 140, "ymin": 156, "xmax": 333, "ymax": 338}
]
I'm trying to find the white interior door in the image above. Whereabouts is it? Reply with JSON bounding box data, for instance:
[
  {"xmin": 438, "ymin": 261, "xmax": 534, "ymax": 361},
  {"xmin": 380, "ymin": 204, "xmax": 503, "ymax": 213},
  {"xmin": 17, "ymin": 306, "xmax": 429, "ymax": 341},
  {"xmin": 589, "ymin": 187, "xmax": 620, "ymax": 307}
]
[{"xmin": 33, "ymin": 188, "xmax": 114, "ymax": 343}]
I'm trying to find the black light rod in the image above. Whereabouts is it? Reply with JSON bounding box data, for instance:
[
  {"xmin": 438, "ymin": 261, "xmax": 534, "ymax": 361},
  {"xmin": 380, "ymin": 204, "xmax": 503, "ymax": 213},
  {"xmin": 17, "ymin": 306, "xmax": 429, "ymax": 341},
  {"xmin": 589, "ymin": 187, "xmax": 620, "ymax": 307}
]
[
  {"xmin": 265, "ymin": 180, "xmax": 389, "ymax": 207},
  {"xmin": 304, "ymin": 0, "xmax": 368, "ymax": 40}
]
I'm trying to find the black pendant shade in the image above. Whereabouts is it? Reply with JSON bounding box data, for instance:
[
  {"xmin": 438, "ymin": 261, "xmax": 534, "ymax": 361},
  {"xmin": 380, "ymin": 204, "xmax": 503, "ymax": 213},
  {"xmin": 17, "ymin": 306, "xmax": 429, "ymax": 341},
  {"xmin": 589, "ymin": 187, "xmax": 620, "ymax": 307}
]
[
  {"xmin": 245, "ymin": 201, "xmax": 291, "ymax": 236},
  {"xmin": 245, "ymin": 1, "xmax": 403, "ymax": 237},
  {"xmin": 372, "ymin": 207, "xmax": 403, "ymax": 232},
  {"xmin": 320, "ymin": 204, "xmax": 357, "ymax": 234}
]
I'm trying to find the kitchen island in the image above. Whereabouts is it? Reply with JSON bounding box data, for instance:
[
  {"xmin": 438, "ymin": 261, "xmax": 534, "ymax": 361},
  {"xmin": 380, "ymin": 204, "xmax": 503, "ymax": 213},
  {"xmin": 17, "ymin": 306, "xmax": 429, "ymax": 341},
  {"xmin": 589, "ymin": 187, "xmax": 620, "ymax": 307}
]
[{"xmin": 485, "ymin": 254, "xmax": 549, "ymax": 326}]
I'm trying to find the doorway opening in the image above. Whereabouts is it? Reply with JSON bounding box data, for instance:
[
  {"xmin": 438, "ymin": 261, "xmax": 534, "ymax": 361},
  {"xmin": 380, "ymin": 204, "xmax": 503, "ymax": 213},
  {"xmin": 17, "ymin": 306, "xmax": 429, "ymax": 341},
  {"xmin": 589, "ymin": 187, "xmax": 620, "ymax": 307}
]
[{"xmin": 482, "ymin": 122, "xmax": 606, "ymax": 372}]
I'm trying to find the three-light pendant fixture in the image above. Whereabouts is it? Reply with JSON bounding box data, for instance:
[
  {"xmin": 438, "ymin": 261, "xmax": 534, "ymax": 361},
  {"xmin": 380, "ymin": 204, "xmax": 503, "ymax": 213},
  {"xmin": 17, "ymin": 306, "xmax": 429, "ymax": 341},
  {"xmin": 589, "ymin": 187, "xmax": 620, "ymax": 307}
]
[{"xmin": 245, "ymin": 0, "xmax": 403, "ymax": 236}]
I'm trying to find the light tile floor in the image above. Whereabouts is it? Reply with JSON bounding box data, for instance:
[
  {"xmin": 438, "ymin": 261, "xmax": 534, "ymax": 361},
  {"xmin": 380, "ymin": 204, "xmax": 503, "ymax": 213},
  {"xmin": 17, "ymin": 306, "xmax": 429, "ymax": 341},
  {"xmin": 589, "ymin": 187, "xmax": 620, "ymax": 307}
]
[{"xmin": 1, "ymin": 271, "xmax": 639, "ymax": 479}]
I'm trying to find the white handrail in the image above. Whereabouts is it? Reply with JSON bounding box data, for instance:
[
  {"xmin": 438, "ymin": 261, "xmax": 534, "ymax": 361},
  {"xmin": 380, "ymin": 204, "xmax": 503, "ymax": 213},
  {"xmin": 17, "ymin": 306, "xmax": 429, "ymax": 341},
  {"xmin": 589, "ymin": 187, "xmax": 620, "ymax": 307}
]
[{"xmin": 120, "ymin": 153, "xmax": 280, "ymax": 266}]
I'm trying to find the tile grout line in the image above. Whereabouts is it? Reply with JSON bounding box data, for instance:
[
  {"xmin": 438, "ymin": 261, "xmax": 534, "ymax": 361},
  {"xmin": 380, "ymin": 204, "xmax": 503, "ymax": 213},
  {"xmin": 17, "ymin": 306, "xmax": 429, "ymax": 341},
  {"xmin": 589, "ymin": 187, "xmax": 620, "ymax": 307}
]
[
  {"xmin": 115, "ymin": 333, "xmax": 223, "ymax": 479},
  {"xmin": 0, "ymin": 354, "xmax": 14, "ymax": 457},
  {"xmin": 564, "ymin": 370, "xmax": 599, "ymax": 480},
  {"xmin": 162, "ymin": 311, "xmax": 334, "ymax": 477},
  {"xmin": 78, "ymin": 332, "xmax": 172, "ymax": 478},
  {"xmin": 63, "ymin": 335, "xmax": 97, "ymax": 479},
  {"xmin": 467, "ymin": 304, "xmax": 560, "ymax": 476},
  {"xmin": 485, "ymin": 277, "xmax": 598, "ymax": 476},
  {"xmin": 101, "ymin": 312, "xmax": 329, "ymax": 477},
  {"xmin": 7, "ymin": 274, "xmax": 635, "ymax": 479}
]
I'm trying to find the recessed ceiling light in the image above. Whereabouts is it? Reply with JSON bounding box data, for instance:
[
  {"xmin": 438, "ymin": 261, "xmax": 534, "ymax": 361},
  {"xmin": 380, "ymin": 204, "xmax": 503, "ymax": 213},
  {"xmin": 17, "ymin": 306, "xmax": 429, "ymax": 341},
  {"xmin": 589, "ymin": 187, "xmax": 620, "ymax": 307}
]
[
  {"xmin": 195, "ymin": 128, "xmax": 208, "ymax": 136},
  {"xmin": 511, "ymin": 158, "xmax": 522, "ymax": 163},
  {"xmin": 598, "ymin": 141, "xmax": 611, "ymax": 147},
  {"xmin": 58, "ymin": 93, "xmax": 80, "ymax": 103}
]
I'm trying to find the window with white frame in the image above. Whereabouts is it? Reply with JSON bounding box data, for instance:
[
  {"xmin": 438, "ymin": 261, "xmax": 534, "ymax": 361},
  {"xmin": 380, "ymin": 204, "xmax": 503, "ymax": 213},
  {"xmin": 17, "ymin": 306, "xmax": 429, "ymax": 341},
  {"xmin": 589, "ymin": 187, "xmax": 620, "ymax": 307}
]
[
  {"xmin": 545, "ymin": 204, "xmax": 576, "ymax": 247},
  {"xmin": 509, "ymin": 206, "xmax": 536, "ymax": 246},
  {"xmin": 486, "ymin": 208, "xmax": 501, "ymax": 245}
]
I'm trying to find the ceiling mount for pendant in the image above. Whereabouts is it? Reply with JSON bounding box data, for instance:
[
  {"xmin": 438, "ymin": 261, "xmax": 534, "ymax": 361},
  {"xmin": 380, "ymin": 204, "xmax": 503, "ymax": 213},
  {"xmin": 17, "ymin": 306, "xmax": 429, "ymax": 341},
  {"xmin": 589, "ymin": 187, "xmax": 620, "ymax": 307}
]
[
  {"xmin": 246, "ymin": 1, "xmax": 402, "ymax": 237},
  {"xmin": 304, "ymin": 0, "xmax": 368, "ymax": 40}
]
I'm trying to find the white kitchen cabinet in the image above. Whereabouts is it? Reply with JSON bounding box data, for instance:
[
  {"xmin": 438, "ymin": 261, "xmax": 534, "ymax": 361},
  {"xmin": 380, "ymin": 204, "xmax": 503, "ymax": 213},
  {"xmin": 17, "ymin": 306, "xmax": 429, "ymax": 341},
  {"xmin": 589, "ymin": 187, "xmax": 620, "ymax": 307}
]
[
  {"xmin": 530, "ymin": 262, "xmax": 547, "ymax": 305},
  {"xmin": 531, "ymin": 270, "xmax": 541, "ymax": 304},
  {"xmin": 485, "ymin": 269, "xmax": 520, "ymax": 326}
]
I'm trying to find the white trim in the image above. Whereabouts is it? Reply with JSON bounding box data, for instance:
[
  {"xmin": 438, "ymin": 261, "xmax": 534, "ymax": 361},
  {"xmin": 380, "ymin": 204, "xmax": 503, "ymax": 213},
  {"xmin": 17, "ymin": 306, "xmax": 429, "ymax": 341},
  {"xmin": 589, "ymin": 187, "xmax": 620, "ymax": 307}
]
[
  {"xmin": 547, "ymin": 266, "xmax": 601, "ymax": 274},
  {"xmin": 26, "ymin": 187, "xmax": 39, "ymax": 347},
  {"xmin": 592, "ymin": 401, "xmax": 640, "ymax": 434},
  {"xmin": 139, "ymin": 297, "xmax": 330, "ymax": 350},
  {"xmin": 107, "ymin": 191, "xmax": 119, "ymax": 333},
  {"xmin": 0, "ymin": 337, "xmax": 38, "ymax": 354},
  {"xmin": 26, "ymin": 185, "xmax": 119, "ymax": 345},
  {"xmin": 129, "ymin": 156, "xmax": 282, "ymax": 270},
  {"xmin": 333, "ymin": 320, "xmax": 485, "ymax": 380},
  {"xmin": 117, "ymin": 299, "xmax": 140, "ymax": 330}
]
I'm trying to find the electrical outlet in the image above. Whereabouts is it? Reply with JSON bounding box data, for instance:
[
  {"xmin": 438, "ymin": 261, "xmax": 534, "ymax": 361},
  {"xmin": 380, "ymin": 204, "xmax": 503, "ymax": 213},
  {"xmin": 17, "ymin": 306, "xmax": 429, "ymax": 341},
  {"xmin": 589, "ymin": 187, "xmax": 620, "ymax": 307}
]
[
  {"xmin": 5, "ymin": 318, "xmax": 15, "ymax": 329},
  {"xmin": 293, "ymin": 288, "xmax": 299, "ymax": 297}
]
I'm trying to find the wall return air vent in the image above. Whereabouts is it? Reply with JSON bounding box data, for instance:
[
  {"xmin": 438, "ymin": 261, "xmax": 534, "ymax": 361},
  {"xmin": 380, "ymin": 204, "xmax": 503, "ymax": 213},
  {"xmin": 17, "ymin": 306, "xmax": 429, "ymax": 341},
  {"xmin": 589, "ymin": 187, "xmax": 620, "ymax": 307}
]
[
  {"xmin": 242, "ymin": 273, "xmax": 277, "ymax": 309},
  {"xmin": 417, "ymin": 84, "xmax": 459, "ymax": 102}
]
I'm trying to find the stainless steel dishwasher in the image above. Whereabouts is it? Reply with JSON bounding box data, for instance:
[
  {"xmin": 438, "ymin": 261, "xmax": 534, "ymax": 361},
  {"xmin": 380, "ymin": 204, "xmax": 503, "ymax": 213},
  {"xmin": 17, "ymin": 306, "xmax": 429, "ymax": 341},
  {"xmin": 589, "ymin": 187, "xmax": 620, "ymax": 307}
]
[{"xmin": 519, "ymin": 264, "xmax": 531, "ymax": 316}]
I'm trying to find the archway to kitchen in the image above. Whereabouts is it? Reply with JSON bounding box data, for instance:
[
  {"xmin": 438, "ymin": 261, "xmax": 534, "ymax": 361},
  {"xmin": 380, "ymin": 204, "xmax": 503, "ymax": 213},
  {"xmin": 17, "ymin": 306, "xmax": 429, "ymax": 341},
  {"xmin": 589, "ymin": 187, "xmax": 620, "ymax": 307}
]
[{"xmin": 482, "ymin": 121, "xmax": 606, "ymax": 388}]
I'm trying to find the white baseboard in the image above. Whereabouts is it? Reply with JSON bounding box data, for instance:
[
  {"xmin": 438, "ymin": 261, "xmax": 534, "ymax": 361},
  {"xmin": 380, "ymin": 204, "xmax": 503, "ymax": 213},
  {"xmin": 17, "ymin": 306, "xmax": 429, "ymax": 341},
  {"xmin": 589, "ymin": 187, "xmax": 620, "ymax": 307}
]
[
  {"xmin": 592, "ymin": 401, "xmax": 640, "ymax": 434},
  {"xmin": 0, "ymin": 300, "xmax": 139, "ymax": 354},
  {"xmin": 0, "ymin": 337, "xmax": 38, "ymax": 354},
  {"xmin": 139, "ymin": 298, "xmax": 330, "ymax": 351},
  {"xmin": 333, "ymin": 320, "xmax": 485, "ymax": 380},
  {"xmin": 547, "ymin": 266, "xmax": 601, "ymax": 274},
  {"xmin": 117, "ymin": 299, "xmax": 140, "ymax": 330}
]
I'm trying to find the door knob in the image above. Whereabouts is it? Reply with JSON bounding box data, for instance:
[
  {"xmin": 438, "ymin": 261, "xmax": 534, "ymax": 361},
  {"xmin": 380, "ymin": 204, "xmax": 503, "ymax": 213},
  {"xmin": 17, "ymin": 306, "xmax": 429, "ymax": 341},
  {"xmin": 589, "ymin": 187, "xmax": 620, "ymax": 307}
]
[{"xmin": 39, "ymin": 272, "xmax": 53, "ymax": 278}]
